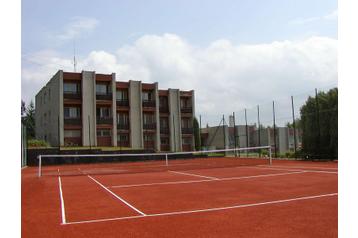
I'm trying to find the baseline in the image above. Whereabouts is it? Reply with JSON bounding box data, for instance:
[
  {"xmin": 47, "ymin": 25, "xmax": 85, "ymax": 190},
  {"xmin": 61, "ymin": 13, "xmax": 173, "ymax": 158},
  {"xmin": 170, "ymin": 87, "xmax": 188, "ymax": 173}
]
[{"xmin": 64, "ymin": 192, "xmax": 337, "ymax": 225}]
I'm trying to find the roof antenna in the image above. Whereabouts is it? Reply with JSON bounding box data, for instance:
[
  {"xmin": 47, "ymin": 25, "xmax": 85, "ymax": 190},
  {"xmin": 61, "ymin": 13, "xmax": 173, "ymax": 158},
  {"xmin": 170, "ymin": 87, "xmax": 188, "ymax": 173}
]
[{"xmin": 73, "ymin": 39, "xmax": 77, "ymax": 72}]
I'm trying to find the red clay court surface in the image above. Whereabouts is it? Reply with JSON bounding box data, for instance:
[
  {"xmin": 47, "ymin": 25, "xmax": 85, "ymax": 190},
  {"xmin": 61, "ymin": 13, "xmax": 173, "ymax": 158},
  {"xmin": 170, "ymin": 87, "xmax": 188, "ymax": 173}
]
[{"xmin": 22, "ymin": 159, "xmax": 338, "ymax": 238}]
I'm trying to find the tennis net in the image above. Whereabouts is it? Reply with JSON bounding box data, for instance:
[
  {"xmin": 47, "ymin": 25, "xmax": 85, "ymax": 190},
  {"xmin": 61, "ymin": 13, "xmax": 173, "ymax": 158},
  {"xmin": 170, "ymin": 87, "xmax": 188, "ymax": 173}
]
[{"xmin": 38, "ymin": 146, "xmax": 272, "ymax": 177}]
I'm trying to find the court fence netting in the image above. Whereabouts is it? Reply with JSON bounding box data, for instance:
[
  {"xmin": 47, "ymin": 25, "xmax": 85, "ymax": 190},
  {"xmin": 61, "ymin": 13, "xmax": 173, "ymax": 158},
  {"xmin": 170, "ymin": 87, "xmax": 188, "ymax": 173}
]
[{"xmin": 37, "ymin": 146, "xmax": 272, "ymax": 177}]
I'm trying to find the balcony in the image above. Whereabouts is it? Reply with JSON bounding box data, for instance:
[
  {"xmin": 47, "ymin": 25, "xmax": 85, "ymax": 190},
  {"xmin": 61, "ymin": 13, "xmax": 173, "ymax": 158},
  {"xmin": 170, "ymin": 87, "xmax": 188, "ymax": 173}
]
[
  {"xmin": 117, "ymin": 141, "xmax": 129, "ymax": 147},
  {"xmin": 144, "ymin": 141, "xmax": 155, "ymax": 149},
  {"xmin": 181, "ymin": 128, "xmax": 193, "ymax": 134},
  {"xmin": 159, "ymin": 106, "xmax": 169, "ymax": 113},
  {"xmin": 96, "ymin": 117, "xmax": 113, "ymax": 125},
  {"xmin": 160, "ymin": 127, "xmax": 169, "ymax": 134},
  {"xmin": 64, "ymin": 118, "xmax": 82, "ymax": 125},
  {"xmin": 142, "ymin": 100, "xmax": 156, "ymax": 108},
  {"xmin": 160, "ymin": 144, "xmax": 170, "ymax": 151},
  {"xmin": 96, "ymin": 93, "xmax": 112, "ymax": 101},
  {"xmin": 116, "ymin": 99, "xmax": 129, "ymax": 107},
  {"xmin": 181, "ymin": 107, "xmax": 192, "ymax": 113},
  {"xmin": 143, "ymin": 123, "xmax": 156, "ymax": 130},
  {"xmin": 117, "ymin": 124, "xmax": 129, "ymax": 130},
  {"xmin": 64, "ymin": 92, "xmax": 81, "ymax": 100}
]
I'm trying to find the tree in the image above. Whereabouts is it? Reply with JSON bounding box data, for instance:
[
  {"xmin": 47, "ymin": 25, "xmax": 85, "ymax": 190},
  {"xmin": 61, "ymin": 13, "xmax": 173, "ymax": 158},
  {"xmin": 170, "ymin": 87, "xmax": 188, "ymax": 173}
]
[
  {"xmin": 24, "ymin": 101, "xmax": 36, "ymax": 139},
  {"xmin": 193, "ymin": 117, "xmax": 201, "ymax": 151},
  {"xmin": 300, "ymin": 88, "xmax": 338, "ymax": 159}
]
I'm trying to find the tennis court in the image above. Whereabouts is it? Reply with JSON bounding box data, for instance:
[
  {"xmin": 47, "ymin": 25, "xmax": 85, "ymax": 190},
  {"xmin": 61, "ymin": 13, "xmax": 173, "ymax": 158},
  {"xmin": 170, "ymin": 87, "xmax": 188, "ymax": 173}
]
[{"xmin": 22, "ymin": 152, "xmax": 337, "ymax": 238}]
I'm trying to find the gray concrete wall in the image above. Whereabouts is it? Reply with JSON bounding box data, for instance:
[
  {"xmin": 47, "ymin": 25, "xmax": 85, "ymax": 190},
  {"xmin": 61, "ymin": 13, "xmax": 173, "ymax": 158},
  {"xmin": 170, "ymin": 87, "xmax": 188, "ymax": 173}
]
[
  {"xmin": 129, "ymin": 80, "xmax": 143, "ymax": 149},
  {"xmin": 202, "ymin": 126, "xmax": 229, "ymax": 150},
  {"xmin": 168, "ymin": 89, "xmax": 182, "ymax": 152},
  {"xmin": 35, "ymin": 70, "xmax": 62, "ymax": 146},
  {"xmin": 277, "ymin": 127, "xmax": 289, "ymax": 154},
  {"xmin": 190, "ymin": 90, "xmax": 196, "ymax": 149},
  {"xmin": 82, "ymin": 71, "xmax": 96, "ymax": 147}
]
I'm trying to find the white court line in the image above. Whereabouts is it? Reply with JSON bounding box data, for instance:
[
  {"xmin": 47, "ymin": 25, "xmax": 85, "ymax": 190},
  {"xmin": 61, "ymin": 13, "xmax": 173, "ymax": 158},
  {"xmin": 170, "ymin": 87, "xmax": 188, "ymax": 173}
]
[
  {"xmin": 252, "ymin": 166, "xmax": 338, "ymax": 174},
  {"xmin": 58, "ymin": 175, "xmax": 67, "ymax": 224},
  {"xmin": 64, "ymin": 192, "xmax": 337, "ymax": 225},
  {"xmin": 110, "ymin": 171, "xmax": 306, "ymax": 188},
  {"xmin": 259, "ymin": 165, "xmax": 338, "ymax": 170},
  {"xmin": 87, "ymin": 175, "xmax": 146, "ymax": 216},
  {"xmin": 169, "ymin": 170, "xmax": 218, "ymax": 180}
]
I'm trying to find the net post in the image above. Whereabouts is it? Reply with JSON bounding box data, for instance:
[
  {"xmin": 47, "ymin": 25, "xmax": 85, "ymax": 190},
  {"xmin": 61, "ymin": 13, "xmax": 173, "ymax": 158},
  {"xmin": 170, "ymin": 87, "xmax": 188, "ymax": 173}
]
[
  {"xmin": 268, "ymin": 146, "xmax": 272, "ymax": 165},
  {"xmin": 165, "ymin": 153, "xmax": 168, "ymax": 166},
  {"xmin": 38, "ymin": 155, "xmax": 42, "ymax": 177}
]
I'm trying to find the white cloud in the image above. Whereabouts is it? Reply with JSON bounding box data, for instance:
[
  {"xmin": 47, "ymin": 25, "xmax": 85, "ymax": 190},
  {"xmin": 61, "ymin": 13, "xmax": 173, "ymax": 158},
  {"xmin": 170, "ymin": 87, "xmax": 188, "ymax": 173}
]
[
  {"xmin": 55, "ymin": 17, "xmax": 99, "ymax": 41},
  {"xmin": 290, "ymin": 9, "xmax": 338, "ymax": 25},
  {"xmin": 21, "ymin": 34, "xmax": 337, "ymax": 126}
]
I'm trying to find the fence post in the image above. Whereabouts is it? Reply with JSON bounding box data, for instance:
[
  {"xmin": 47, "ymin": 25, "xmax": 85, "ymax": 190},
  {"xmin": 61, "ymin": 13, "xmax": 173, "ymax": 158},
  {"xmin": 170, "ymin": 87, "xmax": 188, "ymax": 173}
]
[{"xmin": 272, "ymin": 101, "xmax": 277, "ymax": 158}]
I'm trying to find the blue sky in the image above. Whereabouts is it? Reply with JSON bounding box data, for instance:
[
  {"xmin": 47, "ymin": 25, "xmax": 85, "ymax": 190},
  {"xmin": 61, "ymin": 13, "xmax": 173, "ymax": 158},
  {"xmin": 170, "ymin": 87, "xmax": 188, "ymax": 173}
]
[{"xmin": 21, "ymin": 0, "xmax": 338, "ymax": 125}]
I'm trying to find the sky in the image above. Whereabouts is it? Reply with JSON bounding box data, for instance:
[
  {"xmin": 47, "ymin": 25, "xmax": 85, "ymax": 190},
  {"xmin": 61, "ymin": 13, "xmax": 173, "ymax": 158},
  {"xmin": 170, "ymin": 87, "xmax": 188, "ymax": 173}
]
[{"xmin": 21, "ymin": 0, "xmax": 338, "ymax": 126}]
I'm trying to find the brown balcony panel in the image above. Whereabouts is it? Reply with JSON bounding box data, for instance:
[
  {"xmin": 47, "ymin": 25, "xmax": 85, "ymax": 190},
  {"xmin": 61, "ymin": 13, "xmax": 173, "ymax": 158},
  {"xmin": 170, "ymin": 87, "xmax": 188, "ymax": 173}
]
[
  {"xmin": 97, "ymin": 136, "xmax": 112, "ymax": 146},
  {"xmin": 64, "ymin": 93, "xmax": 81, "ymax": 100},
  {"xmin": 181, "ymin": 107, "xmax": 192, "ymax": 113},
  {"xmin": 117, "ymin": 124, "xmax": 129, "ymax": 130},
  {"xmin": 181, "ymin": 128, "xmax": 193, "ymax": 134},
  {"xmin": 159, "ymin": 107, "xmax": 169, "ymax": 113},
  {"xmin": 97, "ymin": 117, "xmax": 113, "ymax": 125},
  {"xmin": 144, "ymin": 141, "xmax": 155, "ymax": 149},
  {"xmin": 182, "ymin": 144, "xmax": 192, "ymax": 151},
  {"xmin": 142, "ymin": 100, "xmax": 156, "ymax": 107},
  {"xmin": 117, "ymin": 141, "xmax": 129, "ymax": 147},
  {"xmin": 64, "ymin": 137, "xmax": 82, "ymax": 146},
  {"xmin": 116, "ymin": 100, "xmax": 129, "ymax": 107},
  {"xmin": 64, "ymin": 118, "xmax": 82, "ymax": 125},
  {"xmin": 161, "ymin": 144, "xmax": 170, "ymax": 151},
  {"xmin": 143, "ymin": 124, "xmax": 156, "ymax": 130},
  {"xmin": 96, "ymin": 94, "xmax": 112, "ymax": 100}
]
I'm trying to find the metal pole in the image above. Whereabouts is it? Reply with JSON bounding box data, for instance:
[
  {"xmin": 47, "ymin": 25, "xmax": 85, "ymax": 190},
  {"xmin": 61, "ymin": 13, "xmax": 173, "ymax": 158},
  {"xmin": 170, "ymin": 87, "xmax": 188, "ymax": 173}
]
[
  {"xmin": 165, "ymin": 153, "xmax": 168, "ymax": 166},
  {"xmin": 315, "ymin": 88, "xmax": 320, "ymax": 158},
  {"xmin": 245, "ymin": 109, "xmax": 249, "ymax": 157},
  {"xmin": 291, "ymin": 96, "xmax": 297, "ymax": 155},
  {"xmin": 272, "ymin": 101, "xmax": 277, "ymax": 158},
  {"xmin": 222, "ymin": 114, "xmax": 226, "ymax": 149},
  {"xmin": 58, "ymin": 115, "xmax": 60, "ymax": 149},
  {"xmin": 38, "ymin": 155, "xmax": 42, "ymax": 177},
  {"xmin": 257, "ymin": 105, "xmax": 261, "ymax": 157},
  {"xmin": 199, "ymin": 115, "xmax": 202, "ymax": 151},
  {"xmin": 233, "ymin": 112, "xmax": 237, "ymax": 157}
]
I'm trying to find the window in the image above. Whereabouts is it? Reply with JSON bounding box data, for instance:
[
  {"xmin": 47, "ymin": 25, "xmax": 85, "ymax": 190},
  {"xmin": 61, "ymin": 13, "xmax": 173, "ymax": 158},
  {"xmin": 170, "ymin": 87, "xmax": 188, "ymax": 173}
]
[
  {"xmin": 142, "ymin": 91, "xmax": 153, "ymax": 101},
  {"xmin": 64, "ymin": 130, "xmax": 81, "ymax": 138},
  {"xmin": 64, "ymin": 107, "xmax": 80, "ymax": 118},
  {"xmin": 97, "ymin": 129, "xmax": 111, "ymax": 137},
  {"xmin": 64, "ymin": 82, "xmax": 79, "ymax": 94},
  {"xmin": 181, "ymin": 118, "xmax": 191, "ymax": 128},
  {"xmin": 181, "ymin": 98, "xmax": 192, "ymax": 108},
  {"xmin": 143, "ymin": 113, "xmax": 155, "ymax": 124},
  {"xmin": 182, "ymin": 137, "xmax": 192, "ymax": 145},
  {"xmin": 117, "ymin": 133, "xmax": 129, "ymax": 142},
  {"xmin": 160, "ymin": 137, "xmax": 169, "ymax": 144},
  {"xmin": 144, "ymin": 134, "xmax": 154, "ymax": 142},
  {"xmin": 96, "ymin": 84, "xmax": 110, "ymax": 95},
  {"xmin": 160, "ymin": 117, "xmax": 168, "ymax": 128},
  {"xmin": 116, "ymin": 90, "xmax": 128, "ymax": 100},
  {"xmin": 117, "ymin": 113, "xmax": 129, "ymax": 125},
  {"xmin": 96, "ymin": 107, "xmax": 111, "ymax": 118},
  {"xmin": 159, "ymin": 96, "xmax": 168, "ymax": 107}
]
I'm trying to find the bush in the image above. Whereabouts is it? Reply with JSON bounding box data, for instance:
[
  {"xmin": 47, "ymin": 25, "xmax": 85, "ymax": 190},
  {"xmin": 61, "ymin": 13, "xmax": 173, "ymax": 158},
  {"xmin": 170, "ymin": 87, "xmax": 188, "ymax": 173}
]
[{"xmin": 28, "ymin": 139, "xmax": 50, "ymax": 148}]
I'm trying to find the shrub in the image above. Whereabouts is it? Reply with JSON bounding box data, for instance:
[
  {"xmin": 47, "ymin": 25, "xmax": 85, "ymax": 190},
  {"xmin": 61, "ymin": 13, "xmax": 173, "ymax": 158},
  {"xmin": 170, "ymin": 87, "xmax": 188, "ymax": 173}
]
[{"xmin": 28, "ymin": 139, "xmax": 50, "ymax": 148}]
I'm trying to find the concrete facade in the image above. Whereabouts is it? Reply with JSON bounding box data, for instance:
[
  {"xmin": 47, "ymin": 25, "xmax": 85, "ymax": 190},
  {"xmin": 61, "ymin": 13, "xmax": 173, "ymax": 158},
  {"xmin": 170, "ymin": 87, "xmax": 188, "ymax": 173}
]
[{"xmin": 35, "ymin": 70, "xmax": 195, "ymax": 152}]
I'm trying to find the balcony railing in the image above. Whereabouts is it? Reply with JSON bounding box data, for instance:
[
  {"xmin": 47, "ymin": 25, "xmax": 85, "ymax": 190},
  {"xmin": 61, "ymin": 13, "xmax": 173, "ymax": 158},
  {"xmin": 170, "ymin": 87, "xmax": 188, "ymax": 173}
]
[
  {"xmin": 143, "ymin": 123, "xmax": 156, "ymax": 130},
  {"xmin": 160, "ymin": 127, "xmax": 169, "ymax": 134},
  {"xmin": 181, "ymin": 107, "xmax": 192, "ymax": 113},
  {"xmin": 142, "ymin": 100, "xmax": 156, "ymax": 107},
  {"xmin": 117, "ymin": 124, "xmax": 129, "ymax": 130},
  {"xmin": 160, "ymin": 144, "xmax": 170, "ymax": 151},
  {"xmin": 96, "ymin": 93, "xmax": 112, "ymax": 101},
  {"xmin": 116, "ymin": 99, "xmax": 129, "ymax": 107},
  {"xmin": 64, "ymin": 118, "xmax": 82, "ymax": 125},
  {"xmin": 96, "ymin": 117, "xmax": 113, "ymax": 125},
  {"xmin": 181, "ymin": 128, "xmax": 193, "ymax": 134},
  {"xmin": 64, "ymin": 92, "xmax": 81, "ymax": 100}
]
